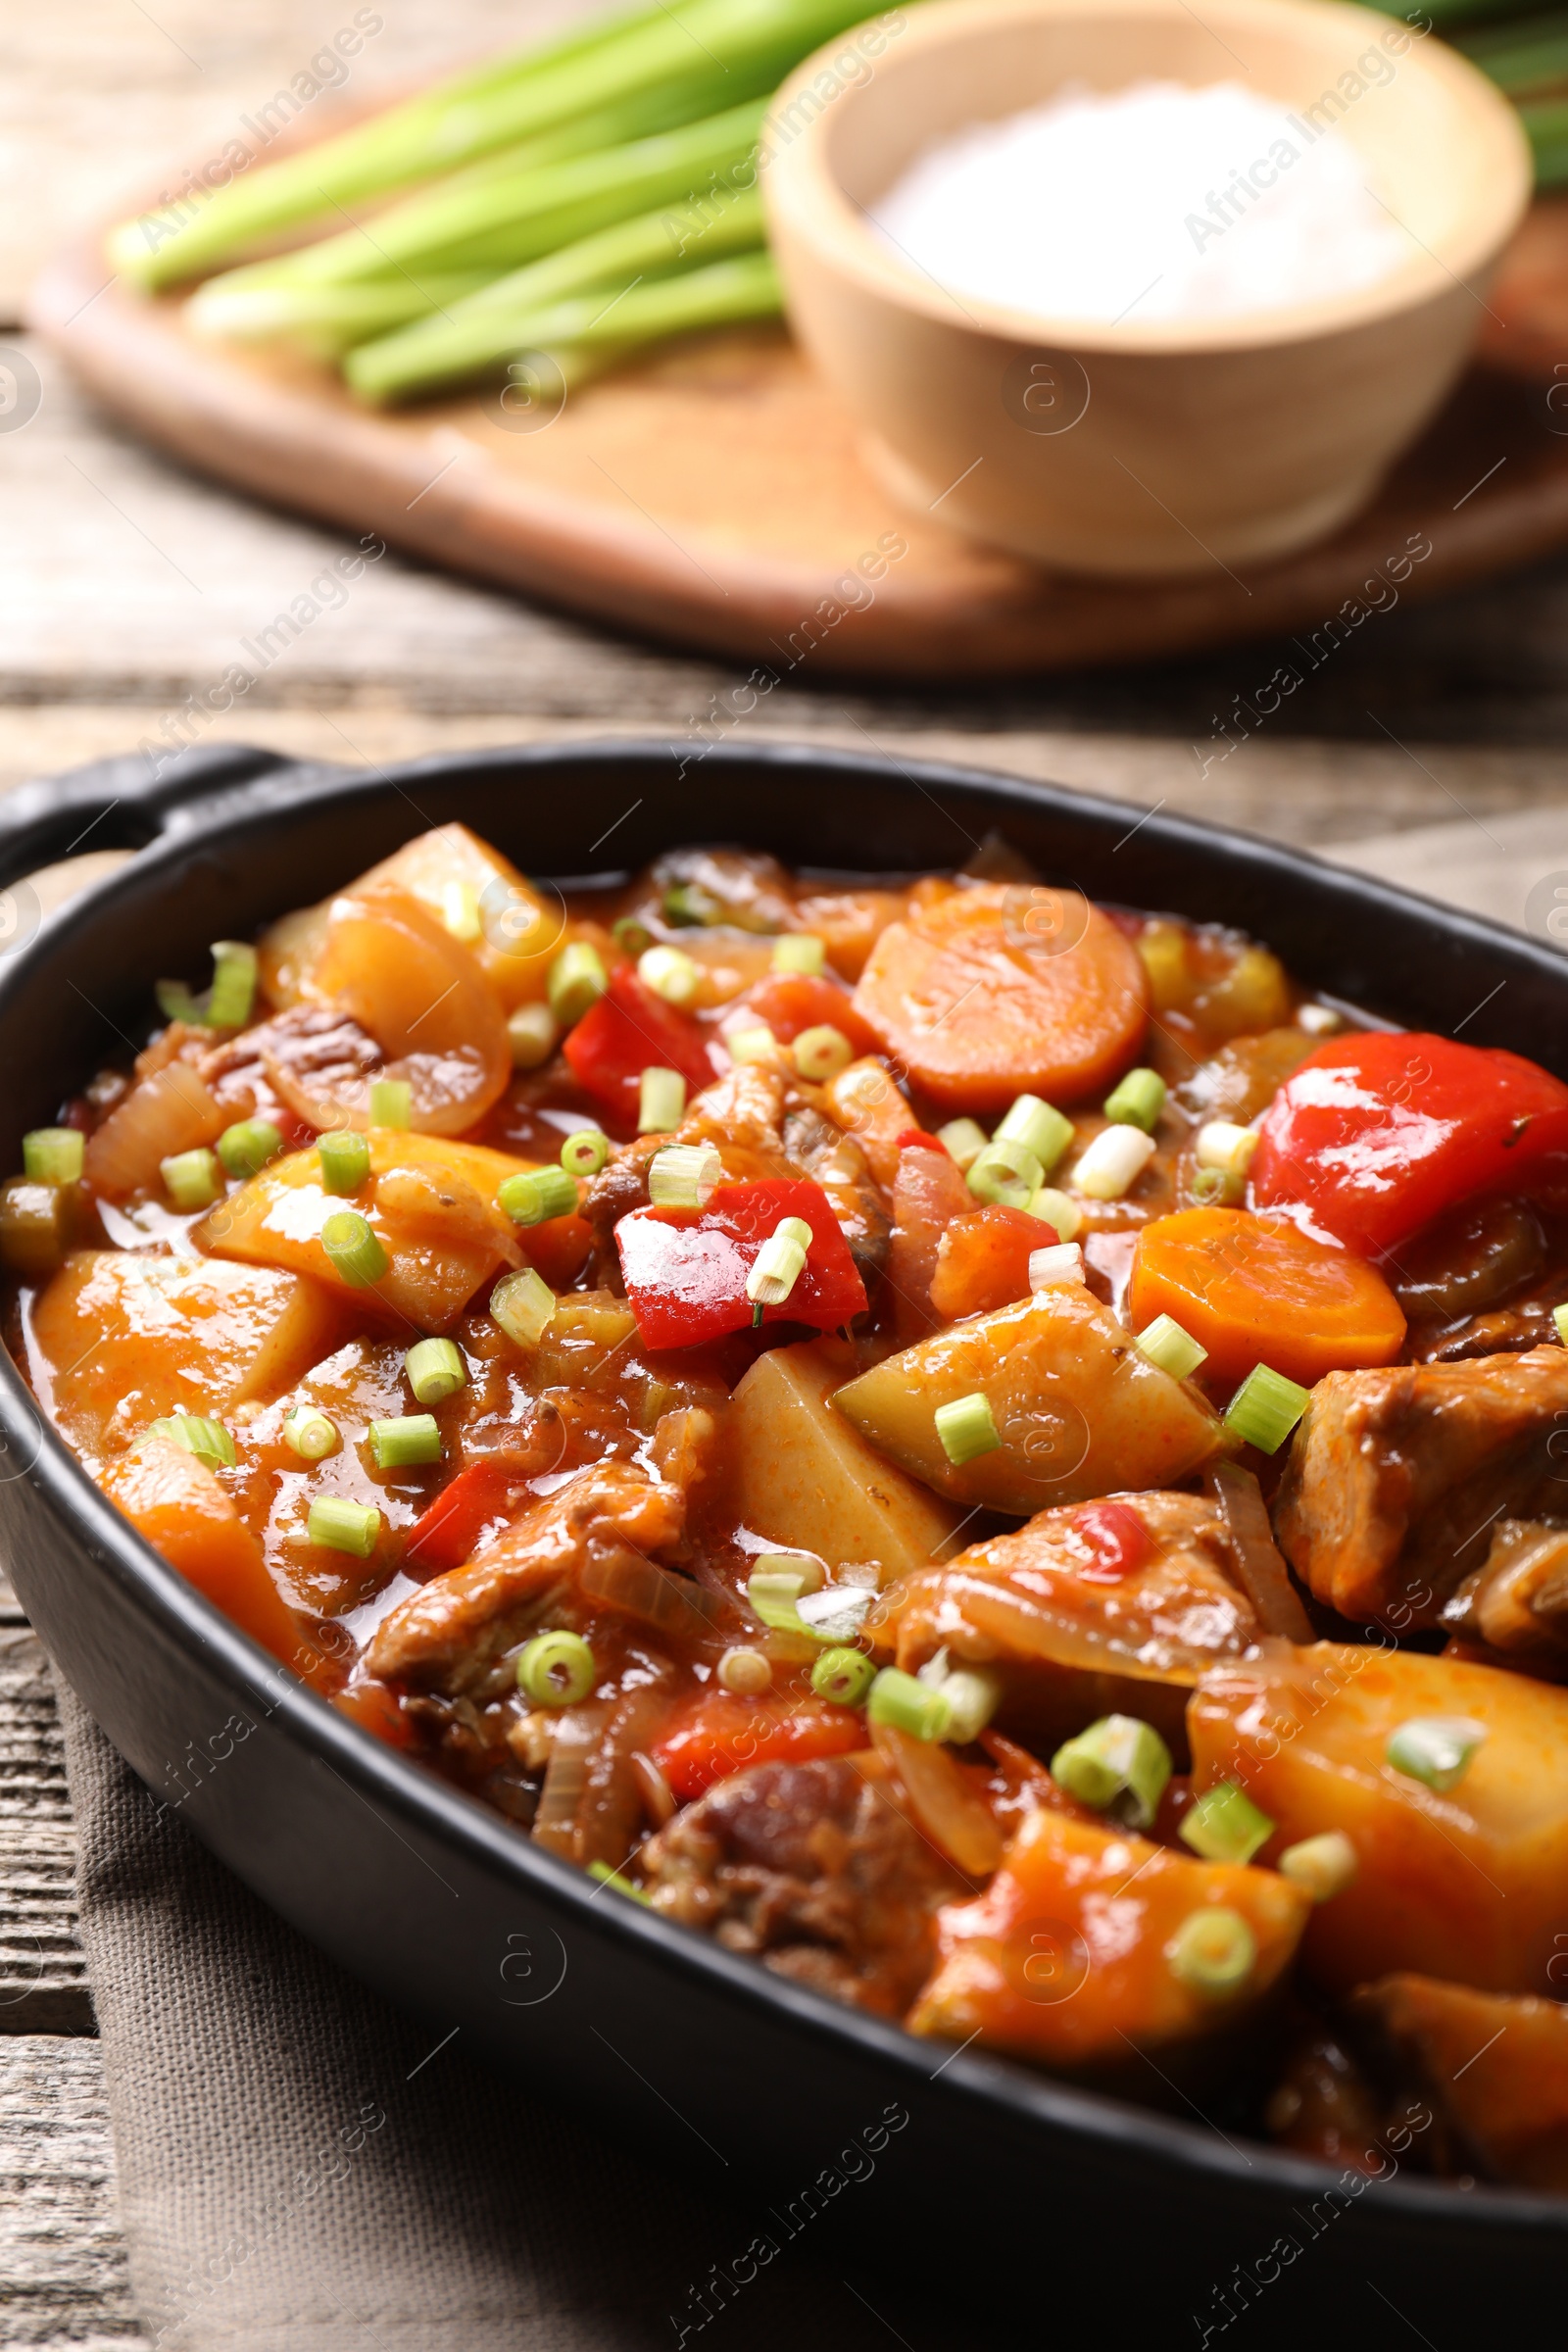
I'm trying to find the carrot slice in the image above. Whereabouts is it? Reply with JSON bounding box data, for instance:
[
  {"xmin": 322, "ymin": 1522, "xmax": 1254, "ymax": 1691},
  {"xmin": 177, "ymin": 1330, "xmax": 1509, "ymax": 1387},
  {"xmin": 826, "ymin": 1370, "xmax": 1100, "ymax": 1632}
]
[
  {"xmin": 1127, "ymin": 1207, "xmax": 1406, "ymax": 1387},
  {"xmin": 929, "ymin": 1204, "xmax": 1054, "ymax": 1320},
  {"xmin": 851, "ymin": 883, "xmax": 1148, "ymax": 1112}
]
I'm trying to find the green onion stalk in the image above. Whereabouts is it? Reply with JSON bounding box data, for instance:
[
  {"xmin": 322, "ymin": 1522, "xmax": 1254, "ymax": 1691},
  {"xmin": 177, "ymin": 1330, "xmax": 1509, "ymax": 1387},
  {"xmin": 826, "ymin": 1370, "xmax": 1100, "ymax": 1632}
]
[
  {"xmin": 347, "ymin": 184, "xmax": 768, "ymax": 400},
  {"xmin": 191, "ymin": 101, "xmax": 767, "ymax": 339},
  {"xmin": 111, "ymin": 0, "xmax": 879, "ymax": 290}
]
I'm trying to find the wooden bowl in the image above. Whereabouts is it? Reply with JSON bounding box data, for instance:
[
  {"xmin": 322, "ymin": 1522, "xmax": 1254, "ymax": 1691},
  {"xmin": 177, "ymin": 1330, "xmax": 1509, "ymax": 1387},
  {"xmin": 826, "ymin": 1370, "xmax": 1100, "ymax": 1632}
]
[{"xmin": 761, "ymin": 0, "xmax": 1531, "ymax": 577}]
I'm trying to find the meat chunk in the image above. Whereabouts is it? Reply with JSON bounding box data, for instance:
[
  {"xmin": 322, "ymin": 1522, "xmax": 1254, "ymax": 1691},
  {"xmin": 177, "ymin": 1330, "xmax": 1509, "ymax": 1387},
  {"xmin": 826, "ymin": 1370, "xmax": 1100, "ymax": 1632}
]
[
  {"xmin": 1275, "ymin": 1348, "xmax": 1568, "ymax": 1626},
  {"xmin": 879, "ymin": 1490, "xmax": 1262, "ymax": 1758},
  {"xmin": 641, "ymin": 1753, "xmax": 963, "ymax": 2015},
  {"xmin": 368, "ymin": 1459, "xmax": 683, "ymax": 1697},
  {"xmin": 1348, "ymin": 1975, "xmax": 1568, "ymax": 2191},
  {"xmin": 1441, "ymin": 1518, "xmax": 1568, "ymax": 1663}
]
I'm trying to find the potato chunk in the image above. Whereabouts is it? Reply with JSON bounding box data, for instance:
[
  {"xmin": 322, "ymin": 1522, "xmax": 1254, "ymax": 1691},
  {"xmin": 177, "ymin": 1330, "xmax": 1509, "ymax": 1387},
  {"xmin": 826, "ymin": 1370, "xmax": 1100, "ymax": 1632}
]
[
  {"xmin": 1348, "ymin": 1975, "xmax": 1568, "ymax": 2191},
  {"xmin": 1189, "ymin": 1643, "xmax": 1568, "ymax": 1996},
  {"xmin": 832, "ymin": 1287, "xmax": 1222, "ymax": 1513},
  {"xmin": 101, "ymin": 1437, "xmax": 312, "ymax": 1673},
  {"xmin": 719, "ymin": 1340, "xmax": 965, "ymax": 1582},
  {"xmin": 31, "ymin": 1250, "xmax": 345, "ymax": 1466},
  {"xmin": 908, "ymin": 1806, "xmax": 1307, "ymax": 2069},
  {"xmin": 196, "ymin": 1132, "xmax": 544, "ymax": 1330}
]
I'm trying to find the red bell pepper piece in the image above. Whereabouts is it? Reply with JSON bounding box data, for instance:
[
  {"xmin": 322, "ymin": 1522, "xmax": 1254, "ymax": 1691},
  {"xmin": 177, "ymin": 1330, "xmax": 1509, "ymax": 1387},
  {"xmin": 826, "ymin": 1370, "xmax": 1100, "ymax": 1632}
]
[
  {"xmin": 563, "ymin": 964, "xmax": 716, "ymax": 1129},
  {"xmin": 746, "ymin": 972, "xmax": 879, "ymax": 1054},
  {"xmin": 403, "ymin": 1457, "xmax": 532, "ymax": 1580},
  {"xmin": 1068, "ymin": 1501, "xmax": 1152, "ymax": 1583},
  {"xmin": 651, "ymin": 1690, "xmax": 869, "ymax": 1801},
  {"xmin": 615, "ymin": 1176, "xmax": 867, "ymax": 1349},
  {"xmin": 896, "ymin": 1128, "xmax": 950, "ymax": 1154},
  {"xmin": 1250, "ymin": 1032, "xmax": 1568, "ymax": 1257}
]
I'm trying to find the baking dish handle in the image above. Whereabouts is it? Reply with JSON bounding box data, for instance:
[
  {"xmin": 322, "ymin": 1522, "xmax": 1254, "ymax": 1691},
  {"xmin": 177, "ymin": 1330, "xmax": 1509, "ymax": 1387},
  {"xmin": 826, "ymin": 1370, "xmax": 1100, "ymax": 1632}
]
[{"xmin": 0, "ymin": 741, "xmax": 305, "ymax": 892}]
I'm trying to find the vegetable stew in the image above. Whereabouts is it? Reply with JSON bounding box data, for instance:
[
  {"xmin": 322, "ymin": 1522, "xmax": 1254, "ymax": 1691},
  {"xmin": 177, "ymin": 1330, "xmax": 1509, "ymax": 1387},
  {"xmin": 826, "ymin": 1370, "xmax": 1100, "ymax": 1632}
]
[{"xmin": 12, "ymin": 823, "xmax": 1568, "ymax": 2191}]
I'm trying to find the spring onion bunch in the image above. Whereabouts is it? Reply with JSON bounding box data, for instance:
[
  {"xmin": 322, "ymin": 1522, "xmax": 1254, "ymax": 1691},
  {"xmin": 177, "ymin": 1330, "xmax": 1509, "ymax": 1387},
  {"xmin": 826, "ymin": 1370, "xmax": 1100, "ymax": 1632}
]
[
  {"xmin": 1358, "ymin": 0, "xmax": 1568, "ymax": 185},
  {"xmin": 110, "ymin": 0, "xmax": 886, "ymax": 407}
]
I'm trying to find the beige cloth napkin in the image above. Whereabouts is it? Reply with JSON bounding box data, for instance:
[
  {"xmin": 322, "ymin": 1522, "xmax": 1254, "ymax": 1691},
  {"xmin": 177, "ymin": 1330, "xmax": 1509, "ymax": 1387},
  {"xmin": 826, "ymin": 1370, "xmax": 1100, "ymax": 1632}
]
[{"xmin": 56, "ymin": 1680, "xmax": 958, "ymax": 2352}]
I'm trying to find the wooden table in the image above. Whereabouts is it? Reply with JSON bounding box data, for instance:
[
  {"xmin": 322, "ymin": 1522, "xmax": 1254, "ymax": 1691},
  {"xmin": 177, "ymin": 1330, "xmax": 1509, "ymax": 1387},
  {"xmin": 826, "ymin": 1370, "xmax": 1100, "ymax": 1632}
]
[{"xmin": 6, "ymin": 4, "xmax": 1568, "ymax": 2341}]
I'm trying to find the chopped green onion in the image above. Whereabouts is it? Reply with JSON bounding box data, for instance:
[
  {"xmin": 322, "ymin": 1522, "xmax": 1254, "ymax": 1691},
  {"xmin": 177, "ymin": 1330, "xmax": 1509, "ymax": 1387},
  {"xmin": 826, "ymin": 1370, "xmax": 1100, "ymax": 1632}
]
[
  {"xmin": 1386, "ymin": 1715, "xmax": 1487, "ymax": 1792},
  {"xmin": 517, "ymin": 1627, "xmax": 596, "ymax": 1706},
  {"xmin": 1167, "ymin": 1906, "xmax": 1256, "ymax": 1997},
  {"xmin": 793, "ymin": 1024, "xmax": 854, "ymax": 1082},
  {"xmin": 368, "ymin": 1413, "xmax": 442, "ymax": 1470},
  {"xmin": 867, "ymin": 1666, "xmax": 952, "ymax": 1742},
  {"xmin": 717, "ymin": 1644, "xmax": 771, "ymax": 1694},
  {"xmin": 1051, "ymin": 1713, "xmax": 1173, "ymax": 1830},
  {"xmin": 934, "ymin": 1392, "xmax": 1000, "ymax": 1466},
  {"xmin": 308, "ymin": 1495, "xmax": 381, "ymax": 1558},
  {"xmin": 498, "ymin": 1165, "xmax": 578, "ymax": 1226},
  {"xmin": 1180, "ymin": 1780, "xmax": 1274, "ymax": 1864},
  {"xmin": 320, "ymin": 1209, "xmax": 389, "ymax": 1288},
  {"xmin": 146, "ymin": 1411, "xmax": 236, "ymax": 1470},
  {"xmin": 746, "ymin": 1216, "xmax": 811, "ymax": 1316},
  {"xmin": 936, "ymin": 1117, "xmax": 988, "ymax": 1172},
  {"xmin": 318, "ymin": 1130, "xmax": 370, "ymax": 1195},
  {"xmin": 638, "ymin": 944, "xmax": 701, "ymax": 1006},
  {"xmin": 368, "ymin": 1077, "xmax": 412, "ymax": 1130},
  {"xmin": 1028, "ymin": 1242, "xmax": 1084, "ymax": 1290},
  {"xmin": 490, "ymin": 1265, "xmax": 557, "ymax": 1347},
  {"xmin": 772, "ymin": 934, "xmax": 824, "ymax": 975},
  {"xmin": 966, "ymin": 1138, "xmax": 1044, "ymax": 1208},
  {"xmin": 161, "ymin": 1148, "xmax": 221, "ymax": 1212},
  {"xmin": 1224, "ymin": 1363, "xmax": 1309, "ymax": 1454},
  {"xmin": 23, "ymin": 1128, "xmax": 84, "ymax": 1186},
  {"xmin": 283, "ymin": 1402, "xmax": 340, "ymax": 1461},
  {"xmin": 648, "ymin": 1142, "xmax": 722, "ymax": 1207},
  {"xmin": 206, "ymin": 941, "xmax": 258, "ymax": 1030},
  {"xmin": 548, "ymin": 941, "xmax": 608, "ymax": 1026},
  {"xmin": 747, "ymin": 1556, "xmax": 824, "ymax": 1634},
  {"xmin": 1072, "ymin": 1124, "xmax": 1157, "ymax": 1200},
  {"xmin": 1192, "ymin": 1164, "xmax": 1246, "ymax": 1208},
  {"xmin": 1195, "ymin": 1119, "xmax": 1257, "ymax": 1177},
  {"xmin": 405, "ymin": 1337, "xmax": 467, "ymax": 1404},
  {"xmin": 560, "ymin": 1129, "xmax": 609, "ymax": 1177},
  {"xmin": 795, "ymin": 1584, "xmax": 873, "ymax": 1642},
  {"xmin": 508, "ymin": 1003, "xmax": 559, "ymax": 1069},
  {"xmin": 1555, "ymin": 1302, "xmax": 1568, "ymax": 1348},
  {"xmin": 1136, "ymin": 1313, "xmax": 1208, "ymax": 1380},
  {"xmin": 1277, "ymin": 1830, "xmax": 1357, "ymax": 1901},
  {"xmin": 1102, "ymin": 1067, "xmax": 1166, "ymax": 1133},
  {"xmin": 995, "ymin": 1094, "xmax": 1073, "ymax": 1173},
  {"xmin": 663, "ymin": 880, "xmax": 723, "ymax": 926},
  {"xmin": 637, "ymin": 1066, "xmax": 686, "ymax": 1134},
  {"xmin": 586, "ymin": 1860, "xmax": 651, "ymax": 1902},
  {"xmin": 811, "ymin": 1645, "xmax": 876, "ymax": 1706},
  {"xmin": 217, "ymin": 1119, "xmax": 283, "ymax": 1180},
  {"xmin": 612, "ymin": 915, "xmax": 654, "ymax": 957},
  {"xmin": 1030, "ymin": 1186, "xmax": 1082, "ymax": 1242},
  {"xmin": 927, "ymin": 1666, "xmax": 1002, "ymax": 1745},
  {"xmin": 725, "ymin": 1022, "xmax": 777, "ymax": 1066}
]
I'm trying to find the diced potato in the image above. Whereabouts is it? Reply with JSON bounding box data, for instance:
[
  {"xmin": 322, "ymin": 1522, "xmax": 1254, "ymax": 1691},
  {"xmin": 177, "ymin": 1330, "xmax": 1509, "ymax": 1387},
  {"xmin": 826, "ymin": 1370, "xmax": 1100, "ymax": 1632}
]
[
  {"xmin": 832, "ymin": 1288, "xmax": 1222, "ymax": 1514},
  {"xmin": 30, "ymin": 1250, "xmax": 346, "ymax": 1465},
  {"xmin": 101, "ymin": 1437, "xmax": 313, "ymax": 1673},
  {"xmin": 720, "ymin": 1340, "xmax": 965, "ymax": 1582},
  {"xmin": 1348, "ymin": 1974, "xmax": 1568, "ymax": 2191},
  {"xmin": 908, "ymin": 1805, "xmax": 1308, "ymax": 2068},
  {"xmin": 1189, "ymin": 1643, "xmax": 1568, "ymax": 1996},
  {"xmin": 196, "ymin": 1132, "xmax": 541, "ymax": 1331},
  {"xmin": 355, "ymin": 822, "xmax": 560, "ymax": 1011}
]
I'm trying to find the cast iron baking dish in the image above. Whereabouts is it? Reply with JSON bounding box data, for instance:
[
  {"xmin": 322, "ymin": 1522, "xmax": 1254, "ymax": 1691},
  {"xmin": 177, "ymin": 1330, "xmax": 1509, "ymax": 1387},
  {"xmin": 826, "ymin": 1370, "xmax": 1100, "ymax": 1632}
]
[{"xmin": 2, "ymin": 739, "xmax": 1564, "ymax": 2333}]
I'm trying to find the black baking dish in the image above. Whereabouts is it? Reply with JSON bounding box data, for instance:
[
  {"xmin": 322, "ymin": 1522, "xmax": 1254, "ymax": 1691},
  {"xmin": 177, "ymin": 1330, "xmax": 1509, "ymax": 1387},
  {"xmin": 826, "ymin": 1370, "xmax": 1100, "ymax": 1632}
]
[{"xmin": 1, "ymin": 737, "xmax": 1564, "ymax": 2336}]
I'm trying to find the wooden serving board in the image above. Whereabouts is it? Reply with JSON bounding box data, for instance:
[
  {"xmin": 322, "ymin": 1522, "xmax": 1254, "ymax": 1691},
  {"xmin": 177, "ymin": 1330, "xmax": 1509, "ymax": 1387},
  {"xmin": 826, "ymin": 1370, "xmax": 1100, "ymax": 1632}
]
[{"xmin": 28, "ymin": 192, "xmax": 1568, "ymax": 681}]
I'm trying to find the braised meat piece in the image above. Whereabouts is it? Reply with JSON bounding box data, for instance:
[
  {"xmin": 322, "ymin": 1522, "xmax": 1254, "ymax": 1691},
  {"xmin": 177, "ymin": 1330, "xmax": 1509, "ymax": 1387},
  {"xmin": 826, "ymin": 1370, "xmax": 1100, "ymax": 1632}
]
[
  {"xmin": 1265, "ymin": 2027, "xmax": 1387, "ymax": 2173},
  {"xmin": 642, "ymin": 1753, "xmax": 963, "ymax": 2015},
  {"xmin": 368, "ymin": 1459, "xmax": 683, "ymax": 1697},
  {"xmin": 1348, "ymin": 1975, "xmax": 1568, "ymax": 2192},
  {"xmin": 1440, "ymin": 1517, "xmax": 1568, "ymax": 1662},
  {"xmin": 1274, "ymin": 1348, "xmax": 1568, "ymax": 1626}
]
